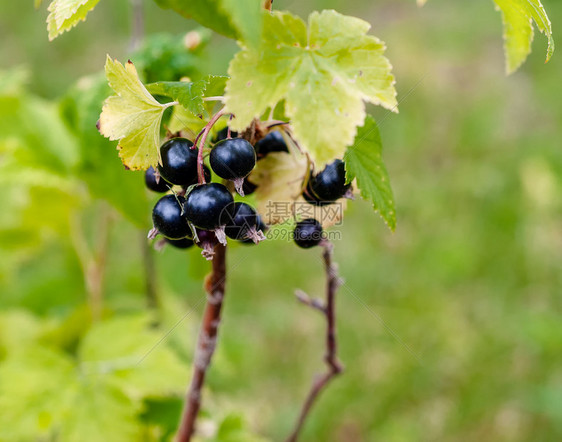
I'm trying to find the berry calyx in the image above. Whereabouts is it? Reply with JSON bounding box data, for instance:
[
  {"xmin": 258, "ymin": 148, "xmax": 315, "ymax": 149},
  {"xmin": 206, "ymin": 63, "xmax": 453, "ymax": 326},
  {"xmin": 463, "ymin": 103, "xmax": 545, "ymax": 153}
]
[
  {"xmin": 222, "ymin": 202, "xmax": 266, "ymax": 243},
  {"xmin": 254, "ymin": 131, "xmax": 288, "ymax": 158},
  {"xmin": 152, "ymin": 194, "xmax": 190, "ymax": 239},
  {"xmin": 145, "ymin": 166, "xmax": 170, "ymax": 193},
  {"xmin": 158, "ymin": 138, "xmax": 198, "ymax": 186},
  {"xmin": 210, "ymin": 138, "xmax": 256, "ymax": 195},
  {"xmin": 166, "ymin": 237, "xmax": 194, "ymax": 249},
  {"xmin": 304, "ymin": 160, "xmax": 351, "ymax": 205},
  {"xmin": 241, "ymin": 215, "xmax": 269, "ymax": 245},
  {"xmin": 194, "ymin": 228, "xmax": 219, "ymax": 260},
  {"xmin": 183, "ymin": 183, "xmax": 234, "ymax": 231},
  {"xmin": 293, "ymin": 218, "xmax": 324, "ymax": 249}
]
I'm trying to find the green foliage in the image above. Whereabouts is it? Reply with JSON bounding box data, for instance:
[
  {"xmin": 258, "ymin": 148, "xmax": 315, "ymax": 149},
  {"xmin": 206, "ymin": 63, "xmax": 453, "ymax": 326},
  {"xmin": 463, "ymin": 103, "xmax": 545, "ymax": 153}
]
[
  {"xmin": 46, "ymin": 0, "xmax": 101, "ymax": 40},
  {"xmin": 133, "ymin": 30, "xmax": 212, "ymax": 83},
  {"xmin": 146, "ymin": 79, "xmax": 208, "ymax": 116},
  {"xmin": 494, "ymin": 0, "xmax": 554, "ymax": 73},
  {"xmin": 0, "ymin": 312, "xmax": 189, "ymax": 441},
  {"xmin": 225, "ymin": 10, "xmax": 397, "ymax": 167},
  {"xmin": 152, "ymin": 0, "xmax": 263, "ymax": 47},
  {"xmin": 344, "ymin": 116, "xmax": 396, "ymax": 231}
]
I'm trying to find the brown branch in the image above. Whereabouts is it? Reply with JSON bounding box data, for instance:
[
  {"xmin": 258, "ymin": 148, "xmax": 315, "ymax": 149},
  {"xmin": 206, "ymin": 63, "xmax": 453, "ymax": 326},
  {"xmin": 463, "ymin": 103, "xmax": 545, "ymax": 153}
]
[
  {"xmin": 287, "ymin": 242, "xmax": 343, "ymax": 442},
  {"xmin": 176, "ymin": 243, "xmax": 227, "ymax": 441}
]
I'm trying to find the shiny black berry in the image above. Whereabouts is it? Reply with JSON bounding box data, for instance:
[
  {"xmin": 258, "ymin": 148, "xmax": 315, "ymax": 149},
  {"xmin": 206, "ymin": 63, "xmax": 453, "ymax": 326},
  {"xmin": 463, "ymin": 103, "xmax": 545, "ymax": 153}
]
[
  {"xmin": 145, "ymin": 166, "xmax": 169, "ymax": 193},
  {"xmin": 152, "ymin": 195, "xmax": 190, "ymax": 239},
  {"xmin": 293, "ymin": 218, "xmax": 323, "ymax": 249},
  {"xmin": 183, "ymin": 183, "xmax": 234, "ymax": 230},
  {"xmin": 305, "ymin": 160, "xmax": 350, "ymax": 205},
  {"xmin": 222, "ymin": 202, "xmax": 258, "ymax": 240},
  {"xmin": 166, "ymin": 237, "xmax": 194, "ymax": 249},
  {"xmin": 213, "ymin": 127, "xmax": 238, "ymax": 143},
  {"xmin": 210, "ymin": 138, "xmax": 256, "ymax": 181},
  {"xmin": 158, "ymin": 138, "xmax": 198, "ymax": 186},
  {"xmin": 254, "ymin": 131, "xmax": 288, "ymax": 157}
]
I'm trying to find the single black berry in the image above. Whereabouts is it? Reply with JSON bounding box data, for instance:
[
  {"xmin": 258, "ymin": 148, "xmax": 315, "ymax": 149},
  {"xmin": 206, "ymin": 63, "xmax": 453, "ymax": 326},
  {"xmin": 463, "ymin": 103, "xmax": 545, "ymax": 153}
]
[
  {"xmin": 293, "ymin": 218, "xmax": 324, "ymax": 249},
  {"xmin": 183, "ymin": 183, "xmax": 234, "ymax": 230},
  {"xmin": 166, "ymin": 237, "xmax": 194, "ymax": 249},
  {"xmin": 145, "ymin": 166, "xmax": 169, "ymax": 193},
  {"xmin": 254, "ymin": 131, "xmax": 288, "ymax": 157},
  {"xmin": 305, "ymin": 160, "xmax": 350, "ymax": 205},
  {"xmin": 152, "ymin": 194, "xmax": 190, "ymax": 239},
  {"xmin": 222, "ymin": 202, "xmax": 258, "ymax": 240},
  {"xmin": 158, "ymin": 138, "xmax": 198, "ymax": 186},
  {"xmin": 210, "ymin": 138, "xmax": 256, "ymax": 181},
  {"xmin": 213, "ymin": 127, "xmax": 238, "ymax": 143}
]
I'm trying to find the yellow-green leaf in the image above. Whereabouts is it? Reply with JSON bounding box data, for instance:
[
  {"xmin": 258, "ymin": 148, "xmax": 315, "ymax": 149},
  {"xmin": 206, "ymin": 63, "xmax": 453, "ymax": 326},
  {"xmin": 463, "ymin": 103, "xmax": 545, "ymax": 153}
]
[
  {"xmin": 225, "ymin": 10, "xmax": 397, "ymax": 168},
  {"xmin": 46, "ymin": 0, "xmax": 101, "ymax": 41},
  {"xmin": 99, "ymin": 56, "xmax": 173, "ymax": 171},
  {"xmin": 494, "ymin": 0, "xmax": 554, "ymax": 74}
]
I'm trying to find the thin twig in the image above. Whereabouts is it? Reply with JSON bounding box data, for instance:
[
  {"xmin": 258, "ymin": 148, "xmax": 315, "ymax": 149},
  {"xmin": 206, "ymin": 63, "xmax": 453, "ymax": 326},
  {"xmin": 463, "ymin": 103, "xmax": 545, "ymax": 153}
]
[
  {"xmin": 287, "ymin": 242, "xmax": 343, "ymax": 442},
  {"xmin": 176, "ymin": 244, "xmax": 227, "ymax": 441}
]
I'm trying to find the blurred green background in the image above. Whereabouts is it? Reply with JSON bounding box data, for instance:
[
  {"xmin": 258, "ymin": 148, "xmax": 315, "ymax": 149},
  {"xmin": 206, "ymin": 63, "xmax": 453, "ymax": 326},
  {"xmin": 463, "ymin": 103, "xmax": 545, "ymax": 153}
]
[{"xmin": 1, "ymin": 0, "xmax": 561, "ymax": 441}]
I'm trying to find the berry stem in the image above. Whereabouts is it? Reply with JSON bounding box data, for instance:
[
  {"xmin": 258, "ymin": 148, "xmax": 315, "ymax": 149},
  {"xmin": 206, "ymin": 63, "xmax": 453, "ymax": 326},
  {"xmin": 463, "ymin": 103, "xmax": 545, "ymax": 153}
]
[
  {"xmin": 286, "ymin": 242, "xmax": 343, "ymax": 442},
  {"xmin": 197, "ymin": 107, "xmax": 226, "ymax": 184},
  {"xmin": 177, "ymin": 243, "xmax": 227, "ymax": 441}
]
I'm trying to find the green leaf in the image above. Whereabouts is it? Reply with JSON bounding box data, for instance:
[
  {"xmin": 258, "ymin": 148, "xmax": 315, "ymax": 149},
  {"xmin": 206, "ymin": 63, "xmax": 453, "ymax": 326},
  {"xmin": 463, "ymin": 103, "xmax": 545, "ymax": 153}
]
[
  {"xmin": 344, "ymin": 116, "xmax": 396, "ymax": 231},
  {"xmin": 99, "ymin": 56, "xmax": 175, "ymax": 171},
  {"xmin": 226, "ymin": 10, "xmax": 397, "ymax": 167},
  {"xmin": 494, "ymin": 0, "xmax": 554, "ymax": 74},
  {"xmin": 152, "ymin": 0, "xmax": 263, "ymax": 47},
  {"xmin": 79, "ymin": 315, "xmax": 188, "ymax": 399},
  {"xmin": 58, "ymin": 381, "xmax": 141, "ymax": 442},
  {"xmin": 46, "ymin": 0, "xmax": 101, "ymax": 41},
  {"xmin": 146, "ymin": 80, "xmax": 207, "ymax": 116},
  {"xmin": 0, "ymin": 346, "xmax": 75, "ymax": 440}
]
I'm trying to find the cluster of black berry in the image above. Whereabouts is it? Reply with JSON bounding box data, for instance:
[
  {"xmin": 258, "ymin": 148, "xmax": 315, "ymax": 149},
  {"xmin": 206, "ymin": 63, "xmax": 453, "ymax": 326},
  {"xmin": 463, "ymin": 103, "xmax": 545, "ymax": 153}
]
[{"xmin": 145, "ymin": 129, "xmax": 351, "ymax": 256}]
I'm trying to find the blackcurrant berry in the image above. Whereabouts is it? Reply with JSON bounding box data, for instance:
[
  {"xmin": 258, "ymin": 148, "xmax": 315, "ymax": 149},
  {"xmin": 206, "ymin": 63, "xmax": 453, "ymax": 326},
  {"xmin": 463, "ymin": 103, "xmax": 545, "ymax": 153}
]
[
  {"xmin": 145, "ymin": 166, "xmax": 170, "ymax": 193},
  {"xmin": 210, "ymin": 138, "xmax": 256, "ymax": 181},
  {"xmin": 305, "ymin": 160, "xmax": 350, "ymax": 205},
  {"xmin": 166, "ymin": 237, "xmax": 194, "ymax": 249},
  {"xmin": 152, "ymin": 194, "xmax": 190, "ymax": 239},
  {"xmin": 194, "ymin": 228, "xmax": 219, "ymax": 260},
  {"xmin": 158, "ymin": 138, "xmax": 198, "ymax": 186},
  {"xmin": 183, "ymin": 183, "xmax": 234, "ymax": 230},
  {"xmin": 213, "ymin": 127, "xmax": 238, "ymax": 143},
  {"xmin": 254, "ymin": 131, "xmax": 288, "ymax": 157},
  {"xmin": 222, "ymin": 202, "xmax": 258, "ymax": 240},
  {"xmin": 293, "ymin": 218, "xmax": 324, "ymax": 249}
]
